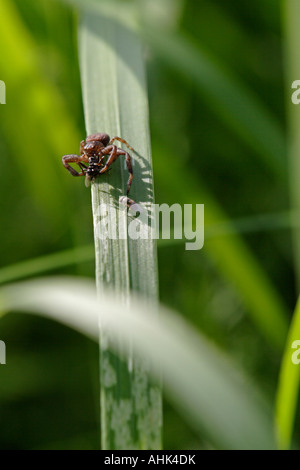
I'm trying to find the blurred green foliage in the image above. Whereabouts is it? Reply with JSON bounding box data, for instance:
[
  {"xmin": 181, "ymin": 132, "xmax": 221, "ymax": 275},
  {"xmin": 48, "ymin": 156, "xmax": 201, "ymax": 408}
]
[{"xmin": 0, "ymin": 0, "xmax": 298, "ymax": 449}]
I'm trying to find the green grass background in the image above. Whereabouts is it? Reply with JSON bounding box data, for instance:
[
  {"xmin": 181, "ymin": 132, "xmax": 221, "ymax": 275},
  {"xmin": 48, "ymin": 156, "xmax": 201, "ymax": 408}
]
[{"xmin": 0, "ymin": 0, "xmax": 298, "ymax": 449}]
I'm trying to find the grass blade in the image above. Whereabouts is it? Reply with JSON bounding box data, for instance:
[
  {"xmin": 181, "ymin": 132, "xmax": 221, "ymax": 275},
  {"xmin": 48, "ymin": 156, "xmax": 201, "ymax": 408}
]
[
  {"xmin": 79, "ymin": 9, "xmax": 162, "ymax": 449},
  {"xmin": 275, "ymin": 297, "xmax": 300, "ymax": 449},
  {"xmin": 0, "ymin": 245, "xmax": 94, "ymax": 285},
  {"xmin": 0, "ymin": 276, "xmax": 276, "ymax": 450}
]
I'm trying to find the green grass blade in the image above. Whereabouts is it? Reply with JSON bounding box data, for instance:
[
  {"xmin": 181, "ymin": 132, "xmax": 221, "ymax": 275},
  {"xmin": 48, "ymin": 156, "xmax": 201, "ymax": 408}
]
[
  {"xmin": 0, "ymin": 246, "xmax": 94, "ymax": 285},
  {"xmin": 79, "ymin": 9, "xmax": 162, "ymax": 449},
  {"xmin": 275, "ymin": 297, "xmax": 300, "ymax": 449},
  {"xmin": 0, "ymin": 276, "xmax": 276, "ymax": 449}
]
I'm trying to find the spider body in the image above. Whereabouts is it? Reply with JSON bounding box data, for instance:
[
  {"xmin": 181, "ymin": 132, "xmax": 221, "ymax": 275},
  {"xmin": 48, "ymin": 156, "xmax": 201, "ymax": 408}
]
[{"xmin": 62, "ymin": 133, "xmax": 134, "ymax": 194}]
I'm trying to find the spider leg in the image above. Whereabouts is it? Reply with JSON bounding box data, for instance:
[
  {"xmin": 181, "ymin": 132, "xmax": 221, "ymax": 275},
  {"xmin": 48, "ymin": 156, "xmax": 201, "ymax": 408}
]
[
  {"xmin": 109, "ymin": 136, "xmax": 135, "ymax": 152},
  {"xmin": 98, "ymin": 145, "xmax": 118, "ymax": 173},
  {"xmin": 78, "ymin": 162, "xmax": 88, "ymax": 173},
  {"xmin": 62, "ymin": 154, "xmax": 88, "ymax": 177},
  {"xmin": 80, "ymin": 140, "xmax": 86, "ymax": 155},
  {"xmin": 99, "ymin": 146, "xmax": 133, "ymax": 195},
  {"xmin": 120, "ymin": 150, "xmax": 133, "ymax": 195},
  {"xmin": 97, "ymin": 150, "xmax": 105, "ymax": 166}
]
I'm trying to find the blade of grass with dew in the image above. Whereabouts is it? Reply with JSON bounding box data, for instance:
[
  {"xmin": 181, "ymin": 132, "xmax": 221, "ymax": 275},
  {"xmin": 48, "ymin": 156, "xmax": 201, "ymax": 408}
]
[
  {"xmin": 0, "ymin": 276, "xmax": 276, "ymax": 450},
  {"xmin": 283, "ymin": 0, "xmax": 300, "ymax": 286},
  {"xmin": 79, "ymin": 10, "xmax": 162, "ymax": 449},
  {"xmin": 275, "ymin": 297, "xmax": 300, "ymax": 449}
]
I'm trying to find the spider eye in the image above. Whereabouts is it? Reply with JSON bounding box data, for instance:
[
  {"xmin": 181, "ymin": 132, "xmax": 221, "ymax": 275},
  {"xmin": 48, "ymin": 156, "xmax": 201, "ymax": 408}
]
[{"xmin": 84, "ymin": 142, "xmax": 94, "ymax": 152}]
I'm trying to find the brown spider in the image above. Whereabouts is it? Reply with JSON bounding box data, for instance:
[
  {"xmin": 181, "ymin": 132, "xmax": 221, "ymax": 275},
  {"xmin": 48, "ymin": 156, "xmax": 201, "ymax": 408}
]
[{"xmin": 62, "ymin": 133, "xmax": 134, "ymax": 195}]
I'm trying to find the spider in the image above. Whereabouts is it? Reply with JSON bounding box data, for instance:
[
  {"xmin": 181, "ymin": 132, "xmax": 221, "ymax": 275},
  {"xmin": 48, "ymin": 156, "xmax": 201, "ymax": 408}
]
[{"xmin": 62, "ymin": 133, "xmax": 134, "ymax": 195}]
